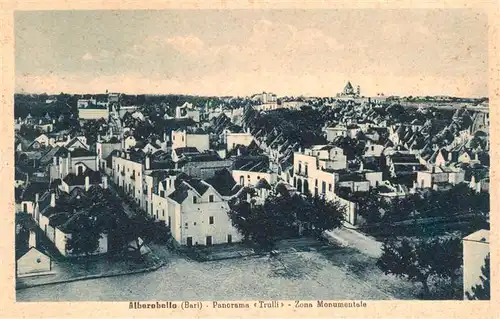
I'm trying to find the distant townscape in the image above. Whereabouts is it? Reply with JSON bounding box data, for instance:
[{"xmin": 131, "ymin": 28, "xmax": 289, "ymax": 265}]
[{"xmin": 15, "ymin": 84, "xmax": 490, "ymax": 301}]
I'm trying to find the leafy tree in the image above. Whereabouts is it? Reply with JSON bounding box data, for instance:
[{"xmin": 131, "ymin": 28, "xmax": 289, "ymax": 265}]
[
  {"xmin": 465, "ymin": 253, "xmax": 490, "ymax": 300},
  {"xmin": 66, "ymin": 214, "xmax": 102, "ymax": 267},
  {"xmin": 229, "ymin": 201, "xmax": 283, "ymax": 250},
  {"xmin": 377, "ymin": 237, "xmax": 462, "ymax": 297},
  {"xmin": 377, "ymin": 239, "xmax": 434, "ymax": 295},
  {"xmin": 297, "ymin": 195, "xmax": 345, "ymax": 237}
]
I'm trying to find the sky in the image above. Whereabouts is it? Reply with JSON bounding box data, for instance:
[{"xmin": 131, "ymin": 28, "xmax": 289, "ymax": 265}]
[{"xmin": 15, "ymin": 9, "xmax": 488, "ymax": 97}]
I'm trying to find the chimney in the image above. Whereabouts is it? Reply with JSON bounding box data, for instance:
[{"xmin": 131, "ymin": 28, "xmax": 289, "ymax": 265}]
[
  {"xmin": 126, "ymin": 153, "xmax": 130, "ymax": 160},
  {"xmin": 53, "ymin": 156, "xmax": 57, "ymax": 166},
  {"xmin": 28, "ymin": 229, "xmax": 37, "ymax": 248},
  {"xmin": 67, "ymin": 151, "xmax": 72, "ymax": 174},
  {"xmin": 67, "ymin": 135, "xmax": 71, "ymax": 143},
  {"xmin": 85, "ymin": 176, "xmax": 90, "ymax": 191},
  {"xmin": 431, "ymin": 166, "xmax": 435, "ymax": 173},
  {"xmin": 145, "ymin": 156, "xmax": 151, "ymax": 170},
  {"xmin": 97, "ymin": 135, "xmax": 102, "ymax": 143},
  {"xmin": 237, "ymin": 148, "xmax": 241, "ymax": 157},
  {"xmin": 102, "ymin": 175, "xmax": 108, "ymax": 189},
  {"xmin": 246, "ymin": 191, "xmax": 251, "ymax": 203},
  {"xmin": 50, "ymin": 193, "xmax": 56, "ymax": 207},
  {"xmin": 35, "ymin": 193, "xmax": 39, "ymax": 203}
]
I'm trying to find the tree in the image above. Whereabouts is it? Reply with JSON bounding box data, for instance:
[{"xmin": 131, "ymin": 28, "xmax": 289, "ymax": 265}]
[
  {"xmin": 229, "ymin": 201, "xmax": 282, "ymax": 250},
  {"xmin": 426, "ymin": 237, "xmax": 463, "ymax": 289},
  {"xmin": 66, "ymin": 214, "xmax": 102, "ymax": 267},
  {"xmin": 377, "ymin": 239, "xmax": 434, "ymax": 295},
  {"xmin": 465, "ymin": 253, "xmax": 490, "ymax": 300},
  {"xmin": 377, "ymin": 237, "xmax": 462, "ymax": 297},
  {"xmin": 297, "ymin": 195, "xmax": 345, "ymax": 237}
]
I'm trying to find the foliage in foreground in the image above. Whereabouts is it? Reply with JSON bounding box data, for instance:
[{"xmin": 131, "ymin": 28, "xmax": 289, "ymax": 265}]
[{"xmin": 377, "ymin": 237, "xmax": 462, "ymax": 298}]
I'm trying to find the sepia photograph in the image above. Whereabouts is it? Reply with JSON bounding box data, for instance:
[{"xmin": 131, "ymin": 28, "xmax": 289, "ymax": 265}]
[{"xmin": 12, "ymin": 8, "xmax": 491, "ymax": 305}]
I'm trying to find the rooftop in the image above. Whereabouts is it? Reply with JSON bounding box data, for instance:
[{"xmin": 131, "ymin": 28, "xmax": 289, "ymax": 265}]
[{"xmin": 463, "ymin": 229, "xmax": 490, "ymax": 243}]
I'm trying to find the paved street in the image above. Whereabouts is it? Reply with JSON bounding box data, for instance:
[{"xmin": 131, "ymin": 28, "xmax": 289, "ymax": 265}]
[{"xmin": 324, "ymin": 227, "xmax": 383, "ymax": 259}]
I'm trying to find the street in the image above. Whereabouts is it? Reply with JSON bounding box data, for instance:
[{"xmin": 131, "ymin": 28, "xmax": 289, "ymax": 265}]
[{"xmin": 17, "ymin": 237, "xmax": 417, "ymax": 301}]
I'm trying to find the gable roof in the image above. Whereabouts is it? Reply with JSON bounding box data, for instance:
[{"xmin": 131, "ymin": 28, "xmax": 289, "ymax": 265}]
[
  {"xmin": 62, "ymin": 169, "xmax": 102, "ymax": 186},
  {"xmin": 173, "ymin": 147, "xmax": 200, "ymax": 156},
  {"xmin": 255, "ymin": 178, "xmax": 272, "ymax": 190},
  {"xmin": 70, "ymin": 148, "xmax": 96, "ymax": 158},
  {"xmin": 167, "ymin": 182, "xmax": 191, "ymax": 204},
  {"xmin": 66, "ymin": 137, "xmax": 88, "ymax": 149},
  {"xmin": 21, "ymin": 182, "xmax": 49, "ymax": 202},
  {"xmin": 204, "ymin": 169, "xmax": 237, "ymax": 196}
]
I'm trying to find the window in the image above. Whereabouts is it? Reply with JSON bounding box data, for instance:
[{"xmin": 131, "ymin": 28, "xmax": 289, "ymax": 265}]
[
  {"xmin": 209, "ymin": 195, "xmax": 214, "ymax": 203},
  {"xmin": 298, "ymin": 161, "xmax": 302, "ymax": 174},
  {"xmin": 193, "ymin": 196, "xmax": 197, "ymax": 204},
  {"xmin": 257, "ymin": 176, "xmax": 260, "ymax": 180},
  {"xmin": 329, "ymin": 183, "xmax": 332, "ymax": 192},
  {"xmin": 209, "ymin": 216, "xmax": 214, "ymax": 224},
  {"xmin": 315, "ymin": 179, "xmax": 318, "ymax": 187},
  {"xmin": 322, "ymin": 181, "xmax": 326, "ymax": 194},
  {"xmin": 36, "ymin": 258, "xmax": 41, "ymax": 264},
  {"xmin": 305, "ymin": 163, "xmax": 308, "ymax": 176},
  {"xmin": 160, "ymin": 191, "xmax": 165, "ymax": 197},
  {"xmin": 184, "ymin": 222, "xmax": 188, "ymax": 229},
  {"xmin": 239, "ymin": 176, "xmax": 244, "ymax": 186},
  {"xmin": 23, "ymin": 203, "xmax": 27, "ymax": 213},
  {"xmin": 194, "ymin": 222, "xmax": 197, "ymax": 226},
  {"xmin": 162, "ymin": 210, "xmax": 165, "ymax": 217},
  {"xmin": 371, "ymin": 146, "xmax": 375, "ymax": 151}
]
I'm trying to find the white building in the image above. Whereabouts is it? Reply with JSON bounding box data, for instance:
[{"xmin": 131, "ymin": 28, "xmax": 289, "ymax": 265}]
[
  {"xmin": 175, "ymin": 102, "xmax": 200, "ymax": 122},
  {"xmin": 252, "ymin": 92, "xmax": 277, "ymax": 104},
  {"xmin": 16, "ymin": 247, "xmax": 52, "ymax": 277},
  {"xmin": 171, "ymin": 129, "xmax": 210, "ymax": 152},
  {"xmin": 166, "ymin": 178, "xmax": 242, "ymax": 246},
  {"xmin": 463, "ymin": 229, "xmax": 490, "ymax": 299},
  {"xmin": 78, "ymin": 102, "xmax": 109, "ymax": 121},
  {"xmin": 326, "ymin": 125, "xmax": 348, "ymax": 141},
  {"xmin": 111, "ymin": 151, "xmax": 145, "ymax": 206},
  {"xmin": 96, "ymin": 137, "xmax": 121, "ymax": 171},
  {"xmin": 363, "ymin": 141, "xmax": 385, "ymax": 157},
  {"xmin": 49, "ymin": 148, "xmax": 98, "ymax": 182},
  {"xmin": 122, "ymin": 135, "xmax": 137, "ymax": 150},
  {"xmin": 232, "ymin": 160, "xmax": 278, "ymax": 187},
  {"xmin": 416, "ymin": 166, "xmax": 465, "ymax": 189},
  {"xmin": 226, "ymin": 131, "xmax": 254, "ymax": 153}
]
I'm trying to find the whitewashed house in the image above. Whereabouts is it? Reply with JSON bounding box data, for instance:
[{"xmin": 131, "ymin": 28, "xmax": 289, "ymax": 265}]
[
  {"xmin": 463, "ymin": 229, "xmax": 490, "ymax": 299},
  {"xmin": 16, "ymin": 247, "xmax": 52, "ymax": 277},
  {"xmin": 171, "ymin": 129, "xmax": 210, "ymax": 152},
  {"xmin": 166, "ymin": 177, "xmax": 242, "ymax": 246}
]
